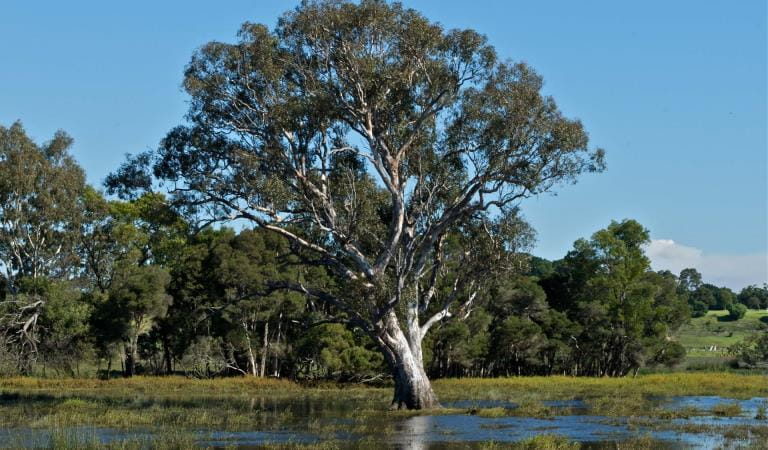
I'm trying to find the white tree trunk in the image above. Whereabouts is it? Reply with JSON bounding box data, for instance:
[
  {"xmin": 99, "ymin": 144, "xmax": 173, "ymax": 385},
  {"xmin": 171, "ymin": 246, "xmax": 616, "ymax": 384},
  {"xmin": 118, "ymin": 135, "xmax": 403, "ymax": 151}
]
[
  {"xmin": 380, "ymin": 312, "xmax": 439, "ymax": 410},
  {"xmin": 243, "ymin": 321, "xmax": 258, "ymax": 377},
  {"xmin": 259, "ymin": 321, "xmax": 268, "ymax": 378}
]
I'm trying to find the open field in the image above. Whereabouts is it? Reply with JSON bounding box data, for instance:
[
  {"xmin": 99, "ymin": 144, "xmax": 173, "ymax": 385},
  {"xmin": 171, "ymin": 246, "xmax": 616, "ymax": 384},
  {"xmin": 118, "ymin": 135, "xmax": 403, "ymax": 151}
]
[
  {"xmin": 675, "ymin": 309, "xmax": 768, "ymax": 358},
  {"xmin": 0, "ymin": 373, "xmax": 766, "ymax": 448}
]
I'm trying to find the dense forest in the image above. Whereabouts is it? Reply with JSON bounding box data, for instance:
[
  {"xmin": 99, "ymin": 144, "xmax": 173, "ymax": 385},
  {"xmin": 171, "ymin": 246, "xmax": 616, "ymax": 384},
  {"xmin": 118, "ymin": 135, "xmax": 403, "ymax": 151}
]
[{"xmin": 1, "ymin": 121, "xmax": 765, "ymax": 381}]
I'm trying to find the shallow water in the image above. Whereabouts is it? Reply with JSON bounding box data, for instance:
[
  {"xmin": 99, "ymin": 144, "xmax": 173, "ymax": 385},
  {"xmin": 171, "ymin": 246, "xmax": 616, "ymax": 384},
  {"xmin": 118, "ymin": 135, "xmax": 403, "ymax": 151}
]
[
  {"xmin": 385, "ymin": 415, "xmax": 715, "ymax": 447},
  {"xmin": 443, "ymin": 398, "xmax": 589, "ymax": 411},
  {"xmin": 1, "ymin": 395, "xmax": 766, "ymax": 448},
  {"xmin": 662, "ymin": 395, "xmax": 768, "ymax": 416}
]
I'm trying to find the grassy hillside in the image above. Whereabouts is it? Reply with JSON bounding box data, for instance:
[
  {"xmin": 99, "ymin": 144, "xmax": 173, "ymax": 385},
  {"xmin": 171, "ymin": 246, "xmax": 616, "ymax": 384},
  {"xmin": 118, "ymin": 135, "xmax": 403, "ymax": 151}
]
[{"xmin": 675, "ymin": 309, "xmax": 768, "ymax": 358}]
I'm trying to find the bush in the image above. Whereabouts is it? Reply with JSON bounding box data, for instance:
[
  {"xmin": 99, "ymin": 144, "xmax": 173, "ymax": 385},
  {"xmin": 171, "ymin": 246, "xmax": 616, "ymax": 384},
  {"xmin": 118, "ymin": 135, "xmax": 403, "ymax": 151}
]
[
  {"xmin": 726, "ymin": 303, "xmax": 747, "ymax": 320},
  {"xmin": 690, "ymin": 301, "xmax": 708, "ymax": 318},
  {"xmin": 729, "ymin": 332, "xmax": 768, "ymax": 368},
  {"xmin": 649, "ymin": 341, "xmax": 686, "ymax": 368},
  {"xmin": 180, "ymin": 336, "xmax": 228, "ymax": 378},
  {"xmin": 293, "ymin": 324, "xmax": 384, "ymax": 381}
]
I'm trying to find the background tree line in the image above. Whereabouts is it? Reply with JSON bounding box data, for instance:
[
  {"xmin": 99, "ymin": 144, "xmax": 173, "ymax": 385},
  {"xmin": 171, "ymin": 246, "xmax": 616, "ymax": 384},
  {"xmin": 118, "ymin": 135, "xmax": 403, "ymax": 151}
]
[{"xmin": 1, "ymin": 121, "xmax": 764, "ymax": 379}]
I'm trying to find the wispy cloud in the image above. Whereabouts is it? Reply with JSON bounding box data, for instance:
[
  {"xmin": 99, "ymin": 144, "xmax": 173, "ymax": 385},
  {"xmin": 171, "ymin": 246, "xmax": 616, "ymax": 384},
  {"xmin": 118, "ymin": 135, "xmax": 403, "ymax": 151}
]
[{"xmin": 645, "ymin": 239, "xmax": 767, "ymax": 291}]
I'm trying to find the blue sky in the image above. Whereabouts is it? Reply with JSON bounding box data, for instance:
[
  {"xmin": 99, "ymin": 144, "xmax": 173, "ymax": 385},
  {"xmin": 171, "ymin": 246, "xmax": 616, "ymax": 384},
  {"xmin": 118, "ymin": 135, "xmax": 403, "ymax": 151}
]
[{"xmin": 1, "ymin": 1, "xmax": 765, "ymax": 289}]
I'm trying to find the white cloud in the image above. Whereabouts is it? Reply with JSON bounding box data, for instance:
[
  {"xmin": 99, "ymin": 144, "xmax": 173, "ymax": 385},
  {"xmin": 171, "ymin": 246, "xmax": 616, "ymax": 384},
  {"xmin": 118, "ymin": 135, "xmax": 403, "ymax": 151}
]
[{"xmin": 645, "ymin": 239, "xmax": 767, "ymax": 291}]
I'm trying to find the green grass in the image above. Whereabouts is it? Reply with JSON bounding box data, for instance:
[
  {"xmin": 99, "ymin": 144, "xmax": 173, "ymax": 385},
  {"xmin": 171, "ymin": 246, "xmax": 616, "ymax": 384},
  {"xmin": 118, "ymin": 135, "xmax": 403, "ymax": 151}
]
[
  {"xmin": 675, "ymin": 309, "xmax": 768, "ymax": 358},
  {"xmin": 434, "ymin": 372, "xmax": 768, "ymax": 400}
]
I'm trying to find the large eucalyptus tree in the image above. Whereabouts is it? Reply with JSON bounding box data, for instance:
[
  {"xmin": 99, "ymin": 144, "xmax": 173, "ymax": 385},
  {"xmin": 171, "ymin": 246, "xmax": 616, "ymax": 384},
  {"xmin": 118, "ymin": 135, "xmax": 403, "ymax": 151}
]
[{"xmin": 109, "ymin": 0, "xmax": 604, "ymax": 408}]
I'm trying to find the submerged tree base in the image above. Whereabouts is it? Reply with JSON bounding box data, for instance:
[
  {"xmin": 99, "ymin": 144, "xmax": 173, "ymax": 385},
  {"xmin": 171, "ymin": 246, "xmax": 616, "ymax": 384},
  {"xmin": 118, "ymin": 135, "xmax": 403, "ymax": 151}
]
[{"xmin": 389, "ymin": 366, "xmax": 441, "ymax": 410}]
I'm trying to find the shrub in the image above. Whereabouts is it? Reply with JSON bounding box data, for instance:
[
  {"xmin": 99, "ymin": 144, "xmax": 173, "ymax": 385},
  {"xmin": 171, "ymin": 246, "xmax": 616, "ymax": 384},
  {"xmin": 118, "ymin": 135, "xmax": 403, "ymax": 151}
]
[
  {"xmin": 729, "ymin": 332, "xmax": 768, "ymax": 368},
  {"xmin": 726, "ymin": 303, "xmax": 747, "ymax": 320}
]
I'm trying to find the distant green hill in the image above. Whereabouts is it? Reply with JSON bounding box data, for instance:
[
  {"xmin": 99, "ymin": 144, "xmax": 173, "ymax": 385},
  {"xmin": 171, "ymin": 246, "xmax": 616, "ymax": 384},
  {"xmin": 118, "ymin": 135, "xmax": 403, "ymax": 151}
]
[{"xmin": 675, "ymin": 309, "xmax": 768, "ymax": 359}]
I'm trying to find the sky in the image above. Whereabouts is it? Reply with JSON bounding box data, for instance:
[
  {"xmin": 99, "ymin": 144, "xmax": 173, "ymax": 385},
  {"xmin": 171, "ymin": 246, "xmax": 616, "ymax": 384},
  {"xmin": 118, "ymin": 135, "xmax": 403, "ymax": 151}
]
[{"xmin": 0, "ymin": 0, "xmax": 765, "ymax": 290}]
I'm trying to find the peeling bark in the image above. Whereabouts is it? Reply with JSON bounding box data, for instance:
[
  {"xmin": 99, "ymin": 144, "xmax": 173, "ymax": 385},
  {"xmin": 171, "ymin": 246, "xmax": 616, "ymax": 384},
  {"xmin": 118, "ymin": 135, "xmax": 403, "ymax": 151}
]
[{"xmin": 379, "ymin": 312, "xmax": 439, "ymax": 410}]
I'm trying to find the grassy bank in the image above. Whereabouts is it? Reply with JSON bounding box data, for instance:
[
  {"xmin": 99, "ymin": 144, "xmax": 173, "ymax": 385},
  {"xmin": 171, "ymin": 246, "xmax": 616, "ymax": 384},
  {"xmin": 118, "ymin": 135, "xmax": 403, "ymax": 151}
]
[{"xmin": 675, "ymin": 309, "xmax": 768, "ymax": 358}]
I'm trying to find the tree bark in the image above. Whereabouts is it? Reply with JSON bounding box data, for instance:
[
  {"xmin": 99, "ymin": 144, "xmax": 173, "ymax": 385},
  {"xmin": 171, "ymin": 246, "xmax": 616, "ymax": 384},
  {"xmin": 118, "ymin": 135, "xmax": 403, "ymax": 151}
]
[
  {"xmin": 273, "ymin": 313, "xmax": 282, "ymax": 377},
  {"xmin": 259, "ymin": 321, "xmax": 269, "ymax": 378},
  {"xmin": 379, "ymin": 312, "xmax": 440, "ymax": 410},
  {"xmin": 247, "ymin": 347, "xmax": 258, "ymax": 377},
  {"xmin": 243, "ymin": 321, "xmax": 258, "ymax": 377},
  {"xmin": 162, "ymin": 334, "xmax": 173, "ymax": 375},
  {"xmin": 125, "ymin": 338, "xmax": 137, "ymax": 377}
]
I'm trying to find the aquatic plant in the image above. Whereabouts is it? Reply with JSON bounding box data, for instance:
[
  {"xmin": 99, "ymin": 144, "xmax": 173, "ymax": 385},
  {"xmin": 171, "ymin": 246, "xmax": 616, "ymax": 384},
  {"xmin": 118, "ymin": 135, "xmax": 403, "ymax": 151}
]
[
  {"xmin": 711, "ymin": 402, "xmax": 742, "ymax": 417},
  {"xmin": 756, "ymin": 403, "xmax": 767, "ymax": 420}
]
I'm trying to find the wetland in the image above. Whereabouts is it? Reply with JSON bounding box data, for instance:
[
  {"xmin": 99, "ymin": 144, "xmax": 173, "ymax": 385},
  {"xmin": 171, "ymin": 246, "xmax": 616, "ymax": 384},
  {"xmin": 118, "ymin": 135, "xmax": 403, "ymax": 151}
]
[{"xmin": 0, "ymin": 373, "xmax": 766, "ymax": 448}]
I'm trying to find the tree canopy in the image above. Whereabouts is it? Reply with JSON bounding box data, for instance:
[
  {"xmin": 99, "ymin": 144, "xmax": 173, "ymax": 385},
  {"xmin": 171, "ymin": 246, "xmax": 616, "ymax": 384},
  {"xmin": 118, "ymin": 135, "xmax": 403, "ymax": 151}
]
[{"xmin": 0, "ymin": 122, "xmax": 87, "ymax": 286}]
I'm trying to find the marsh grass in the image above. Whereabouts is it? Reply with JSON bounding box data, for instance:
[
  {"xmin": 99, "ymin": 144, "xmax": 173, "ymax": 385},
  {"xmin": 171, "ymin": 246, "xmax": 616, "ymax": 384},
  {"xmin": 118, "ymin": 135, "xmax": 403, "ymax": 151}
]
[
  {"xmin": 756, "ymin": 404, "xmax": 767, "ymax": 420},
  {"xmin": 513, "ymin": 401, "xmax": 557, "ymax": 418},
  {"xmin": 0, "ymin": 373, "xmax": 766, "ymax": 448},
  {"xmin": 587, "ymin": 393, "xmax": 646, "ymax": 417},
  {"xmin": 711, "ymin": 402, "xmax": 742, "ymax": 417},
  {"xmin": 472, "ymin": 407, "xmax": 511, "ymax": 418},
  {"xmin": 470, "ymin": 401, "xmax": 560, "ymax": 419},
  {"xmin": 433, "ymin": 373, "xmax": 768, "ymax": 401},
  {"xmin": 512, "ymin": 435, "xmax": 581, "ymax": 450},
  {"xmin": 654, "ymin": 406, "xmax": 706, "ymax": 420},
  {"xmin": 7, "ymin": 427, "xmax": 204, "ymax": 450},
  {"xmin": 608, "ymin": 435, "xmax": 656, "ymax": 450}
]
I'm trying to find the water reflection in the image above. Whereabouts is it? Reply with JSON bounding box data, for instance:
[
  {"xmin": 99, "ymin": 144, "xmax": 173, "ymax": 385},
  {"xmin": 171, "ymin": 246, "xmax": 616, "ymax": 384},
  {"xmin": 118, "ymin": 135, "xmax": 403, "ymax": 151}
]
[
  {"xmin": 389, "ymin": 415, "xmax": 721, "ymax": 446},
  {"xmin": 397, "ymin": 415, "xmax": 434, "ymax": 450}
]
